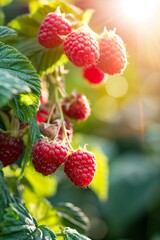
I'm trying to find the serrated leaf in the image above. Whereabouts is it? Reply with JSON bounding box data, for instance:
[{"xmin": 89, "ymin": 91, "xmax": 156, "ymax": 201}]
[
  {"xmin": 64, "ymin": 227, "xmax": 91, "ymax": 240},
  {"xmin": 0, "ymin": 199, "xmax": 56, "ymax": 240},
  {"xmin": 0, "ymin": 162, "xmax": 13, "ymax": 221},
  {"xmin": 0, "ymin": 70, "xmax": 30, "ymax": 108},
  {"xmin": 0, "ymin": 26, "xmax": 17, "ymax": 42},
  {"xmin": 54, "ymin": 203, "xmax": 90, "ymax": 232},
  {"xmin": 0, "ymin": 0, "xmax": 13, "ymax": 7},
  {"xmin": 29, "ymin": 116, "xmax": 42, "ymax": 145},
  {"xmin": 0, "ymin": 43, "xmax": 41, "ymax": 123}
]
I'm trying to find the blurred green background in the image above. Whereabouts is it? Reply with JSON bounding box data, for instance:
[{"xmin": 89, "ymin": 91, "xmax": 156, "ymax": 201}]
[{"xmin": 3, "ymin": 0, "xmax": 160, "ymax": 239}]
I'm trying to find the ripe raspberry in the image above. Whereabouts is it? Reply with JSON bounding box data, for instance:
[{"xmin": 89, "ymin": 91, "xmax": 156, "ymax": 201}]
[
  {"xmin": 37, "ymin": 109, "xmax": 49, "ymax": 123},
  {"xmin": 32, "ymin": 139, "xmax": 68, "ymax": 175},
  {"xmin": 64, "ymin": 150, "xmax": 96, "ymax": 187},
  {"xmin": 40, "ymin": 118, "xmax": 73, "ymax": 142},
  {"xmin": 62, "ymin": 93, "xmax": 90, "ymax": 120},
  {"xmin": 83, "ymin": 65, "xmax": 105, "ymax": 85},
  {"xmin": 97, "ymin": 31, "xmax": 127, "ymax": 75},
  {"xmin": 63, "ymin": 31, "xmax": 99, "ymax": 67},
  {"xmin": 38, "ymin": 12, "xmax": 72, "ymax": 48},
  {"xmin": 0, "ymin": 134, "xmax": 24, "ymax": 167}
]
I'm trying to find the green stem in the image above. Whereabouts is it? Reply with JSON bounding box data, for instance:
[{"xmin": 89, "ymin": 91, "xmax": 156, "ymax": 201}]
[
  {"xmin": 47, "ymin": 104, "xmax": 55, "ymax": 124},
  {"xmin": 54, "ymin": 86, "xmax": 73, "ymax": 151}
]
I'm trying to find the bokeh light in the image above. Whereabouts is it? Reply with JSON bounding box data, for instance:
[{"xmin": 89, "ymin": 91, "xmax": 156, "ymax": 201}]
[
  {"xmin": 121, "ymin": 0, "xmax": 158, "ymax": 24},
  {"xmin": 105, "ymin": 76, "xmax": 128, "ymax": 98}
]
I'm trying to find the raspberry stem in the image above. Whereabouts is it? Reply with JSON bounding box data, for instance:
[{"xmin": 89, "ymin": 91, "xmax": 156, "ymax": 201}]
[
  {"xmin": 54, "ymin": 86, "xmax": 74, "ymax": 151},
  {"xmin": 47, "ymin": 104, "xmax": 55, "ymax": 124}
]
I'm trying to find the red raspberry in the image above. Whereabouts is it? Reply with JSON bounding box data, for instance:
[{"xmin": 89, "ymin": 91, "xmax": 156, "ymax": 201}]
[
  {"xmin": 32, "ymin": 139, "xmax": 68, "ymax": 175},
  {"xmin": 64, "ymin": 150, "xmax": 96, "ymax": 187},
  {"xmin": 37, "ymin": 109, "xmax": 49, "ymax": 123},
  {"xmin": 63, "ymin": 31, "xmax": 99, "ymax": 67},
  {"xmin": 0, "ymin": 134, "xmax": 24, "ymax": 167},
  {"xmin": 40, "ymin": 118, "xmax": 73, "ymax": 142},
  {"xmin": 83, "ymin": 65, "xmax": 105, "ymax": 85},
  {"xmin": 38, "ymin": 12, "xmax": 72, "ymax": 48},
  {"xmin": 62, "ymin": 93, "xmax": 90, "ymax": 121},
  {"xmin": 97, "ymin": 31, "xmax": 127, "ymax": 75}
]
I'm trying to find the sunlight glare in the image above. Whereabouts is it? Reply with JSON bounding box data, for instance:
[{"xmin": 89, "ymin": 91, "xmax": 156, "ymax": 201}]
[{"xmin": 122, "ymin": 0, "xmax": 158, "ymax": 24}]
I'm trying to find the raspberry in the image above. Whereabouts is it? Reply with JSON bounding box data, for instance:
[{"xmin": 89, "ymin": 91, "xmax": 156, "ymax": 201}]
[
  {"xmin": 32, "ymin": 139, "xmax": 68, "ymax": 175},
  {"xmin": 62, "ymin": 93, "xmax": 90, "ymax": 120},
  {"xmin": 37, "ymin": 109, "xmax": 49, "ymax": 123},
  {"xmin": 40, "ymin": 118, "xmax": 73, "ymax": 142},
  {"xmin": 64, "ymin": 150, "xmax": 96, "ymax": 187},
  {"xmin": 38, "ymin": 12, "xmax": 72, "ymax": 48},
  {"xmin": 63, "ymin": 31, "xmax": 99, "ymax": 67},
  {"xmin": 97, "ymin": 31, "xmax": 127, "ymax": 75},
  {"xmin": 83, "ymin": 65, "xmax": 105, "ymax": 85},
  {"xmin": 0, "ymin": 134, "xmax": 24, "ymax": 167}
]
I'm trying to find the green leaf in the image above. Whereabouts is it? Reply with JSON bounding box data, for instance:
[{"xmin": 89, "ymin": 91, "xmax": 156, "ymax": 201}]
[
  {"xmin": 0, "ymin": 0, "xmax": 13, "ymax": 7},
  {"xmin": 0, "ymin": 162, "xmax": 13, "ymax": 221},
  {"xmin": 0, "ymin": 26, "xmax": 17, "ymax": 43},
  {"xmin": 0, "ymin": 70, "xmax": 30, "ymax": 108},
  {"xmin": 8, "ymin": 14, "xmax": 39, "ymax": 37},
  {"xmin": 29, "ymin": 116, "xmax": 42, "ymax": 145},
  {"xmin": 64, "ymin": 227, "xmax": 91, "ymax": 240},
  {"xmin": 54, "ymin": 203, "xmax": 90, "ymax": 232},
  {"xmin": 0, "ymin": 43, "xmax": 41, "ymax": 123},
  {"xmin": 0, "ymin": 199, "xmax": 56, "ymax": 240}
]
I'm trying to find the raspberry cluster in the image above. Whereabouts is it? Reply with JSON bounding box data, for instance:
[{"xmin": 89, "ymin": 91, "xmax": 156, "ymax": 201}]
[
  {"xmin": 34, "ymin": 8, "xmax": 127, "ymax": 187},
  {"xmin": 38, "ymin": 10, "xmax": 127, "ymax": 85}
]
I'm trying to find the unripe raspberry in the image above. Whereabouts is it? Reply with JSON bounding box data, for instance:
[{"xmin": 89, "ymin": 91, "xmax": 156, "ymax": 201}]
[
  {"xmin": 38, "ymin": 12, "xmax": 72, "ymax": 48},
  {"xmin": 0, "ymin": 134, "xmax": 24, "ymax": 167},
  {"xmin": 62, "ymin": 93, "xmax": 90, "ymax": 121},
  {"xmin": 32, "ymin": 139, "xmax": 68, "ymax": 175},
  {"xmin": 83, "ymin": 65, "xmax": 105, "ymax": 85},
  {"xmin": 64, "ymin": 150, "xmax": 96, "ymax": 187},
  {"xmin": 40, "ymin": 118, "xmax": 73, "ymax": 142},
  {"xmin": 64, "ymin": 31, "xmax": 99, "ymax": 67},
  {"xmin": 97, "ymin": 30, "xmax": 127, "ymax": 75}
]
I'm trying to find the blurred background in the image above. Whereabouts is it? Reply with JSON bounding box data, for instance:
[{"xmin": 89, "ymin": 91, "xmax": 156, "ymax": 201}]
[{"xmin": 3, "ymin": 0, "xmax": 160, "ymax": 239}]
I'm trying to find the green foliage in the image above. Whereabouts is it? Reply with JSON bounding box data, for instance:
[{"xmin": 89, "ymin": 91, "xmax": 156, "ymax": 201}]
[
  {"xmin": 29, "ymin": 116, "xmax": 42, "ymax": 145},
  {"xmin": 54, "ymin": 203, "xmax": 90, "ymax": 232},
  {"xmin": 0, "ymin": 70, "xmax": 30, "ymax": 108},
  {"xmin": 105, "ymin": 153, "xmax": 160, "ymax": 237},
  {"xmin": 0, "ymin": 200, "xmax": 57, "ymax": 240},
  {"xmin": 0, "ymin": 43, "xmax": 41, "ymax": 123},
  {"xmin": 0, "ymin": 26, "xmax": 17, "ymax": 42},
  {"xmin": 0, "ymin": 162, "xmax": 12, "ymax": 221},
  {"xmin": 64, "ymin": 227, "xmax": 91, "ymax": 240}
]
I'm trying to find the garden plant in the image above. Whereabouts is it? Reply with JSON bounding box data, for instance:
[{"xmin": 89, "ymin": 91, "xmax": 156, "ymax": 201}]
[{"xmin": 0, "ymin": 0, "xmax": 127, "ymax": 239}]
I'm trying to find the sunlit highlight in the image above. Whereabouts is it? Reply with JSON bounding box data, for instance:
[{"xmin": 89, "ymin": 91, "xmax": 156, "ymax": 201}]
[{"xmin": 122, "ymin": 0, "xmax": 158, "ymax": 24}]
